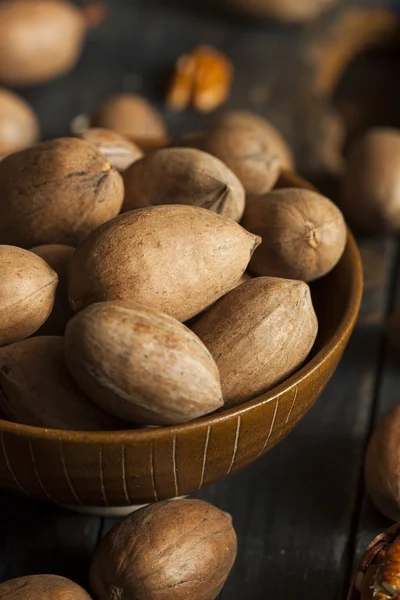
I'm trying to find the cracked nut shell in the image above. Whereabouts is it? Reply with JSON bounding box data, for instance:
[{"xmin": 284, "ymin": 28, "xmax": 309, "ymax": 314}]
[
  {"xmin": 68, "ymin": 204, "xmax": 260, "ymax": 322},
  {"xmin": 242, "ymin": 187, "xmax": 347, "ymax": 282},
  {"xmin": 89, "ymin": 499, "xmax": 237, "ymax": 600},
  {"xmin": 65, "ymin": 302, "xmax": 223, "ymax": 425},
  {"xmin": 0, "ymin": 245, "xmax": 58, "ymax": 347},
  {"xmin": 122, "ymin": 147, "xmax": 245, "ymax": 221},
  {"xmin": 0, "ymin": 137, "xmax": 124, "ymax": 248},
  {"xmin": 347, "ymin": 522, "xmax": 400, "ymax": 600},
  {"xmin": 192, "ymin": 277, "xmax": 318, "ymax": 407}
]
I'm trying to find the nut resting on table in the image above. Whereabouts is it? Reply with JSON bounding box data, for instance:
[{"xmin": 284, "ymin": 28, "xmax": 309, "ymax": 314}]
[
  {"xmin": 365, "ymin": 404, "xmax": 400, "ymax": 522},
  {"xmin": 0, "ymin": 498, "xmax": 238, "ymax": 600}
]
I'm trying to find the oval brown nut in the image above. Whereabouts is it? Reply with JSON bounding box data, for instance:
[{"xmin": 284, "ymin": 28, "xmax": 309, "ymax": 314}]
[
  {"xmin": 192, "ymin": 277, "xmax": 318, "ymax": 407},
  {"xmin": 68, "ymin": 205, "xmax": 260, "ymax": 321},
  {"xmin": 341, "ymin": 128, "xmax": 400, "ymax": 232},
  {"xmin": 213, "ymin": 110, "xmax": 294, "ymax": 171},
  {"xmin": 79, "ymin": 127, "xmax": 143, "ymax": 171},
  {"xmin": 0, "ymin": 138, "xmax": 124, "ymax": 248},
  {"xmin": 0, "ymin": 336, "xmax": 123, "ymax": 430},
  {"xmin": 0, "ymin": 245, "xmax": 58, "ymax": 347},
  {"xmin": 90, "ymin": 499, "xmax": 237, "ymax": 600},
  {"xmin": 30, "ymin": 244, "xmax": 75, "ymax": 335},
  {"xmin": 91, "ymin": 93, "xmax": 167, "ymax": 140},
  {"xmin": 0, "ymin": 1, "xmax": 86, "ymax": 86},
  {"xmin": 201, "ymin": 116, "xmax": 280, "ymax": 196},
  {"xmin": 0, "ymin": 88, "xmax": 39, "ymax": 156},
  {"xmin": 65, "ymin": 301, "xmax": 223, "ymax": 425},
  {"xmin": 0, "ymin": 575, "xmax": 92, "ymax": 600},
  {"xmin": 365, "ymin": 403, "xmax": 400, "ymax": 522},
  {"xmin": 122, "ymin": 147, "xmax": 245, "ymax": 222},
  {"xmin": 228, "ymin": 0, "xmax": 339, "ymax": 22},
  {"xmin": 242, "ymin": 188, "xmax": 347, "ymax": 282}
]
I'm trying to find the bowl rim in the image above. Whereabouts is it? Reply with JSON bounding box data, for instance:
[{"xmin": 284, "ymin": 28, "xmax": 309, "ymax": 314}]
[{"xmin": 0, "ymin": 229, "xmax": 363, "ymax": 443}]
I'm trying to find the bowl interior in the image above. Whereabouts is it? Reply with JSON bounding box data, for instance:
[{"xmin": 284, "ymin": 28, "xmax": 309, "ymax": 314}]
[
  {"xmin": 0, "ymin": 227, "xmax": 362, "ymax": 441},
  {"xmin": 0, "ymin": 174, "xmax": 363, "ymax": 507}
]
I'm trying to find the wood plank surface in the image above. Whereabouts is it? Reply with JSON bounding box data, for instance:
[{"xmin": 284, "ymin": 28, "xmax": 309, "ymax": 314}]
[
  {"xmin": 351, "ymin": 244, "xmax": 400, "ymax": 578},
  {"xmin": 0, "ymin": 492, "xmax": 101, "ymax": 589},
  {"xmin": 197, "ymin": 237, "xmax": 396, "ymax": 599},
  {"xmin": 1, "ymin": 0, "xmax": 397, "ymax": 597}
]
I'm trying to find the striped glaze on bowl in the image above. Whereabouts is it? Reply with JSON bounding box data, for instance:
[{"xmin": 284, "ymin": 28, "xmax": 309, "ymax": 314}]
[{"xmin": 0, "ymin": 171, "xmax": 363, "ymax": 509}]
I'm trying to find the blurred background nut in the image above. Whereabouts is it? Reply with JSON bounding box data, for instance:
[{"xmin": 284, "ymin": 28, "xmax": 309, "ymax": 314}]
[
  {"xmin": 213, "ymin": 110, "xmax": 294, "ymax": 172},
  {"xmin": 341, "ymin": 128, "xmax": 400, "ymax": 232},
  {"xmin": 226, "ymin": 0, "xmax": 340, "ymax": 22},
  {"xmin": 0, "ymin": 1, "xmax": 87, "ymax": 86},
  {"xmin": 0, "ymin": 88, "xmax": 39, "ymax": 156},
  {"xmin": 91, "ymin": 93, "xmax": 167, "ymax": 142},
  {"xmin": 365, "ymin": 403, "xmax": 400, "ymax": 522}
]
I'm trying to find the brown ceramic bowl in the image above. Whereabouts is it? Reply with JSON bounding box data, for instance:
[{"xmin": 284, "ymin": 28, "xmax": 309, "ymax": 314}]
[{"xmin": 0, "ymin": 172, "xmax": 363, "ymax": 510}]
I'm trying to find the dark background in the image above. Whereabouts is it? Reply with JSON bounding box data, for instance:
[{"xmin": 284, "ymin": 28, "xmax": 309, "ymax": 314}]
[{"xmin": 1, "ymin": 0, "xmax": 400, "ymax": 598}]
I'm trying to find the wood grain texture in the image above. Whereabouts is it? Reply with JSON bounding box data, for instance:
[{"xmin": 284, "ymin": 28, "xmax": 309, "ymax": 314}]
[
  {"xmin": 350, "ymin": 238, "xmax": 400, "ymax": 587},
  {"xmin": 0, "ymin": 0, "xmax": 392, "ymax": 597},
  {"xmin": 0, "ymin": 492, "xmax": 100, "ymax": 589}
]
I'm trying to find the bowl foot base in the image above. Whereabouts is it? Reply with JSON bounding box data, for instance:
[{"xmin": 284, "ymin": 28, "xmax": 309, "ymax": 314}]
[{"xmin": 61, "ymin": 496, "xmax": 187, "ymax": 517}]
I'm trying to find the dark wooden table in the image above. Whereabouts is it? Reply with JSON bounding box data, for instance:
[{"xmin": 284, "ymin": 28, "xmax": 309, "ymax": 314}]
[{"xmin": 1, "ymin": 0, "xmax": 400, "ymax": 597}]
